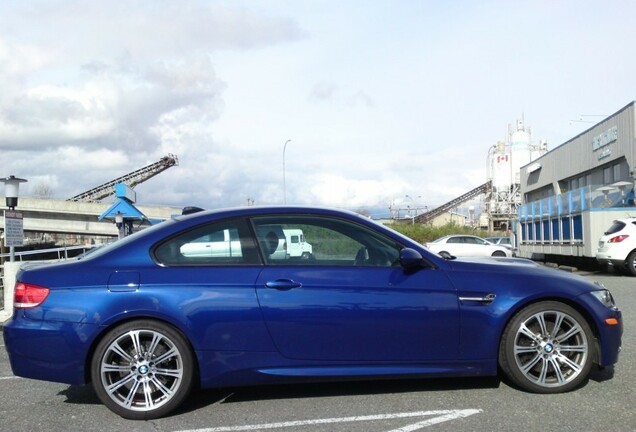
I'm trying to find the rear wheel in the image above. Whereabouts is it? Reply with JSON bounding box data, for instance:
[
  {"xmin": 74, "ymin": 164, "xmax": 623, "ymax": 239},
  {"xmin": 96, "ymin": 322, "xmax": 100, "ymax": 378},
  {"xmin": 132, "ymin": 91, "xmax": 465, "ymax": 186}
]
[
  {"xmin": 626, "ymin": 251, "xmax": 636, "ymax": 276},
  {"xmin": 91, "ymin": 320, "xmax": 194, "ymax": 420},
  {"xmin": 499, "ymin": 301, "xmax": 594, "ymax": 393}
]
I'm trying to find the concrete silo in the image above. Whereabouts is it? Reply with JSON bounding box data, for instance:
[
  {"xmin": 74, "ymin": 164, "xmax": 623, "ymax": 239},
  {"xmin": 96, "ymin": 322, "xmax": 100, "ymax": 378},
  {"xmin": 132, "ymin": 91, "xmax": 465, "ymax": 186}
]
[{"xmin": 485, "ymin": 118, "xmax": 548, "ymax": 231}]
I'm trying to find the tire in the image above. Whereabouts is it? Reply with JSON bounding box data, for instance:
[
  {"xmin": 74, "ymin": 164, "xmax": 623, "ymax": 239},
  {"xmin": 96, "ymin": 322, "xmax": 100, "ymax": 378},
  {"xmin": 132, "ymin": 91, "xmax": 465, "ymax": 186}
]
[
  {"xmin": 91, "ymin": 320, "xmax": 195, "ymax": 420},
  {"xmin": 499, "ymin": 301, "xmax": 594, "ymax": 393},
  {"xmin": 491, "ymin": 251, "xmax": 506, "ymax": 257},
  {"xmin": 626, "ymin": 250, "xmax": 636, "ymax": 276},
  {"xmin": 301, "ymin": 252, "xmax": 312, "ymax": 260}
]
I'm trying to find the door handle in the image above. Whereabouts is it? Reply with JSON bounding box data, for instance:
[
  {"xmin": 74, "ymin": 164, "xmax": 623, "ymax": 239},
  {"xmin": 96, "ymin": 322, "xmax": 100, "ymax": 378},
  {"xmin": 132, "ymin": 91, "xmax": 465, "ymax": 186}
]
[{"xmin": 265, "ymin": 279, "xmax": 302, "ymax": 290}]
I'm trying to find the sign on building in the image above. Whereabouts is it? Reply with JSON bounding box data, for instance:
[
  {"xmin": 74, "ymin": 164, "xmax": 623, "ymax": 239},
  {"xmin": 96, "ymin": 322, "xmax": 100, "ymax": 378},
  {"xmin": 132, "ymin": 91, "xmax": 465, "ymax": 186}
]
[{"xmin": 4, "ymin": 210, "xmax": 24, "ymax": 247}]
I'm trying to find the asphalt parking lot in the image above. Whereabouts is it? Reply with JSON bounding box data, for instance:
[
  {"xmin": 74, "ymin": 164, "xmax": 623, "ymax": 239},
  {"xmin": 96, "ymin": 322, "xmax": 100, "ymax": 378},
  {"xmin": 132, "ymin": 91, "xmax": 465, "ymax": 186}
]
[{"xmin": 0, "ymin": 270, "xmax": 634, "ymax": 432}]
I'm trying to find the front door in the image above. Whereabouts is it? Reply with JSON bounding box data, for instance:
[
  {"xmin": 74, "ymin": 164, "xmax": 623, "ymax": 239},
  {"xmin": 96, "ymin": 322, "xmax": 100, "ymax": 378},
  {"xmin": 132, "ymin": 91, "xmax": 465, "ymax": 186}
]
[{"xmin": 252, "ymin": 215, "xmax": 459, "ymax": 362}]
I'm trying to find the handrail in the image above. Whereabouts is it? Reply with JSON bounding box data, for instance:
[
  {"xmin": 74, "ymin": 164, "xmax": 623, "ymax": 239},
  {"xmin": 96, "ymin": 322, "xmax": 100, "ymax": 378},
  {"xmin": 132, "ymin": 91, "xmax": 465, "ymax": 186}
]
[{"xmin": 0, "ymin": 245, "xmax": 99, "ymax": 261}]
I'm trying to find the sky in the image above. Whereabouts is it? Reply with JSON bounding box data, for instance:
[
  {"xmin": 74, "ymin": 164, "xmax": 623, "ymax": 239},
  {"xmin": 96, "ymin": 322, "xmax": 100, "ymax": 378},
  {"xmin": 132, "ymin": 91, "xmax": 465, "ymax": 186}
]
[{"xmin": 1, "ymin": 0, "xmax": 635, "ymax": 217}]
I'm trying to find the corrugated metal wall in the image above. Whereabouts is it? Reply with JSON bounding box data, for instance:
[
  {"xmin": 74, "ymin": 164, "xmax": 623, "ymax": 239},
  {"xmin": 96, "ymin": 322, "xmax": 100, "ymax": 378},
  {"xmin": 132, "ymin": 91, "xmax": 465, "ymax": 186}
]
[{"xmin": 520, "ymin": 101, "xmax": 635, "ymax": 197}]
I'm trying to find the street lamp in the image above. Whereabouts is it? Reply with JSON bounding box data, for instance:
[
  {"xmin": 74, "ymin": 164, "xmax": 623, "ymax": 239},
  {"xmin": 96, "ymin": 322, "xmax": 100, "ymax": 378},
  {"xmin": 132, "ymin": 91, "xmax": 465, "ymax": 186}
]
[
  {"xmin": 1, "ymin": 175, "xmax": 28, "ymax": 210},
  {"xmin": 405, "ymin": 194, "xmax": 422, "ymax": 224},
  {"xmin": 114, "ymin": 212, "xmax": 125, "ymax": 239},
  {"xmin": 283, "ymin": 139, "xmax": 291, "ymax": 204},
  {"xmin": 1, "ymin": 175, "xmax": 28, "ymax": 262}
]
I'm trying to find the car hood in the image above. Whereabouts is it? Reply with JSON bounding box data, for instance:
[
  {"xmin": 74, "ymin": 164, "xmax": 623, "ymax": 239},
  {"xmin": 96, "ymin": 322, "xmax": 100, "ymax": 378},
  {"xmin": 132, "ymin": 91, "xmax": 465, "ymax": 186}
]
[
  {"xmin": 445, "ymin": 256, "xmax": 538, "ymax": 268},
  {"xmin": 441, "ymin": 255, "xmax": 596, "ymax": 291}
]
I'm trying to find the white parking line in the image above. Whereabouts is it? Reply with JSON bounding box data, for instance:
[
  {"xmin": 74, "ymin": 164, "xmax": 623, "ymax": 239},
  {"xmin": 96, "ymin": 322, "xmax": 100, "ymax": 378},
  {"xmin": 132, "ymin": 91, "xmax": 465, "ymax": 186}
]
[
  {"xmin": 0, "ymin": 376, "xmax": 20, "ymax": 380},
  {"xmin": 176, "ymin": 409, "xmax": 482, "ymax": 432}
]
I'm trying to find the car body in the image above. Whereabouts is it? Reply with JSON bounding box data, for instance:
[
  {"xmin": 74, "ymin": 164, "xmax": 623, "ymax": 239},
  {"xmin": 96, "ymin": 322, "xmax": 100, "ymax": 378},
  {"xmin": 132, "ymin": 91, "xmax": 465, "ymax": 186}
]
[
  {"xmin": 596, "ymin": 217, "xmax": 636, "ymax": 276},
  {"xmin": 3, "ymin": 206, "xmax": 622, "ymax": 420},
  {"xmin": 484, "ymin": 236, "xmax": 515, "ymax": 251},
  {"xmin": 426, "ymin": 234, "xmax": 513, "ymax": 257}
]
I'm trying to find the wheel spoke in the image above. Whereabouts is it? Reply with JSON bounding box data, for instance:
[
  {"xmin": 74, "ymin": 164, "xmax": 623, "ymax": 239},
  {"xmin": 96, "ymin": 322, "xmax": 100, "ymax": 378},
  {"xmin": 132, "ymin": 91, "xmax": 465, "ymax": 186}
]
[
  {"xmin": 146, "ymin": 333, "xmax": 163, "ymax": 358},
  {"xmin": 142, "ymin": 380, "xmax": 156, "ymax": 409},
  {"xmin": 129, "ymin": 330, "xmax": 143, "ymax": 356},
  {"xmin": 557, "ymin": 323, "xmax": 583, "ymax": 343},
  {"xmin": 520, "ymin": 352, "xmax": 542, "ymax": 375},
  {"xmin": 555, "ymin": 353, "xmax": 584, "ymax": 373},
  {"xmin": 559, "ymin": 343, "xmax": 587, "ymax": 353},
  {"xmin": 110, "ymin": 342, "xmax": 133, "ymax": 363},
  {"xmin": 123, "ymin": 379, "xmax": 142, "ymax": 408},
  {"xmin": 155, "ymin": 367, "xmax": 182, "ymax": 379},
  {"xmin": 514, "ymin": 344, "xmax": 537, "ymax": 355},
  {"xmin": 536, "ymin": 357, "xmax": 549, "ymax": 384},
  {"xmin": 535, "ymin": 312, "xmax": 549, "ymax": 336},
  {"xmin": 154, "ymin": 346, "xmax": 178, "ymax": 365},
  {"xmin": 518, "ymin": 323, "xmax": 541, "ymax": 343},
  {"xmin": 106, "ymin": 372, "xmax": 136, "ymax": 395},
  {"xmin": 547, "ymin": 357, "xmax": 566, "ymax": 384},
  {"xmin": 150, "ymin": 375, "xmax": 176, "ymax": 399},
  {"xmin": 552, "ymin": 312, "xmax": 566, "ymax": 336},
  {"xmin": 101, "ymin": 363, "xmax": 130, "ymax": 374}
]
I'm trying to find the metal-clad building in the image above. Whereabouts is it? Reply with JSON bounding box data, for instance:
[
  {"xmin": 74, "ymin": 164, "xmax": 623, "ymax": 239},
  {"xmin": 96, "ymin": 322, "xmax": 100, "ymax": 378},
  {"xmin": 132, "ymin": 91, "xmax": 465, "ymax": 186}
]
[{"xmin": 516, "ymin": 101, "xmax": 636, "ymax": 262}]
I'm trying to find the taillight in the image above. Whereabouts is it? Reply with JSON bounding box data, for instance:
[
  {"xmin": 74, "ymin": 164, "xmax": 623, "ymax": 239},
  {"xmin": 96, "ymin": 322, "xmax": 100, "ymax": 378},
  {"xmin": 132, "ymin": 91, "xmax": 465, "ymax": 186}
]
[
  {"xmin": 609, "ymin": 234, "xmax": 629, "ymax": 243},
  {"xmin": 14, "ymin": 282, "xmax": 50, "ymax": 308}
]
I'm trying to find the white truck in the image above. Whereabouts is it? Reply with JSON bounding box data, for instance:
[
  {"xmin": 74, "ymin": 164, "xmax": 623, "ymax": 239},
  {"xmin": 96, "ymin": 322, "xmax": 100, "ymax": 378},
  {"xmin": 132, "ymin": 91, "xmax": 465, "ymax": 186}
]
[{"xmin": 280, "ymin": 228, "xmax": 313, "ymax": 259}]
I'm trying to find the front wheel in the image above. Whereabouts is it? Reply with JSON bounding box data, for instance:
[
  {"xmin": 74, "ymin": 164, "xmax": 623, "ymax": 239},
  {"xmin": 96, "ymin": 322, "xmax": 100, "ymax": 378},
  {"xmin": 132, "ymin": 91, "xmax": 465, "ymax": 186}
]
[
  {"xmin": 491, "ymin": 250, "xmax": 506, "ymax": 257},
  {"xmin": 91, "ymin": 320, "xmax": 194, "ymax": 420},
  {"xmin": 499, "ymin": 301, "xmax": 594, "ymax": 393}
]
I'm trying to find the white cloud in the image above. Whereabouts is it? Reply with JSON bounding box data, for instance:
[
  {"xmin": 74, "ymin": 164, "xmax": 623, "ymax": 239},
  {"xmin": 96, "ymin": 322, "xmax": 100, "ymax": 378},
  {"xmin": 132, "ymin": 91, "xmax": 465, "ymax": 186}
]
[{"xmin": 1, "ymin": 0, "xmax": 636, "ymax": 215}]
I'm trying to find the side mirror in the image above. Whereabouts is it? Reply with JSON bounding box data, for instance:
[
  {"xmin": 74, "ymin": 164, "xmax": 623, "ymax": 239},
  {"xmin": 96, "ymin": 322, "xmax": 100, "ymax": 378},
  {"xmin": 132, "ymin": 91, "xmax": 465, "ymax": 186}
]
[{"xmin": 399, "ymin": 248, "xmax": 424, "ymax": 271}]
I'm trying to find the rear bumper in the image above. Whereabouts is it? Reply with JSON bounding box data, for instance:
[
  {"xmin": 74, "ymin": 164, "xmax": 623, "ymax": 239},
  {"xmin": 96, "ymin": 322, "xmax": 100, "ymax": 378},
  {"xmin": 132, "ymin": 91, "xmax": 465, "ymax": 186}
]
[{"xmin": 2, "ymin": 316, "xmax": 97, "ymax": 385}]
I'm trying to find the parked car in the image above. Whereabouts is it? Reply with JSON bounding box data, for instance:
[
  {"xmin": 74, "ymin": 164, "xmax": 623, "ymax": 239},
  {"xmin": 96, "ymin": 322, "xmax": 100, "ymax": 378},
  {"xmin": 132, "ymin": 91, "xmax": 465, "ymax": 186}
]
[
  {"xmin": 3, "ymin": 207, "xmax": 622, "ymax": 420},
  {"xmin": 596, "ymin": 217, "xmax": 636, "ymax": 276},
  {"xmin": 485, "ymin": 236, "xmax": 515, "ymax": 251},
  {"xmin": 426, "ymin": 234, "xmax": 513, "ymax": 257}
]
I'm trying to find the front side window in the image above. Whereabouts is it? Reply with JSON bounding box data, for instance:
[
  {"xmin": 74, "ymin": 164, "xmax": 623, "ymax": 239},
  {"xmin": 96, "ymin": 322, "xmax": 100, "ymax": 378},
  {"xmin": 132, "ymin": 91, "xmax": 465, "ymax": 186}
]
[
  {"xmin": 153, "ymin": 218, "xmax": 258, "ymax": 266},
  {"xmin": 251, "ymin": 215, "xmax": 402, "ymax": 267}
]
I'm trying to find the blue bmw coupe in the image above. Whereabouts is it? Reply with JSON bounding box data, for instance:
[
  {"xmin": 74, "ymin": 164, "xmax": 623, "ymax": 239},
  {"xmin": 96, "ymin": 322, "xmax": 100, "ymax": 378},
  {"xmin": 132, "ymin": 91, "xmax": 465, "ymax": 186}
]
[{"xmin": 3, "ymin": 207, "xmax": 622, "ymax": 419}]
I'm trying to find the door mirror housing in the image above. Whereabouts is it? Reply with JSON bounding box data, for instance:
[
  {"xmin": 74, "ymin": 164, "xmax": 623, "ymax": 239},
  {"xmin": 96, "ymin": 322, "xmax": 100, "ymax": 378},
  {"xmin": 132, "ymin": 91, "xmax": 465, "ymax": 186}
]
[{"xmin": 399, "ymin": 248, "xmax": 425, "ymax": 271}]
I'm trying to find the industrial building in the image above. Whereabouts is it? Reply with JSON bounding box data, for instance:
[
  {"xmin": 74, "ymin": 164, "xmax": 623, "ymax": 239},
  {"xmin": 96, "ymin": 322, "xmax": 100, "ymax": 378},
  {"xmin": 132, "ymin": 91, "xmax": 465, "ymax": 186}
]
[{"xmin": 516, "ymin": 101, "xmax": 636, "ymax": 264}]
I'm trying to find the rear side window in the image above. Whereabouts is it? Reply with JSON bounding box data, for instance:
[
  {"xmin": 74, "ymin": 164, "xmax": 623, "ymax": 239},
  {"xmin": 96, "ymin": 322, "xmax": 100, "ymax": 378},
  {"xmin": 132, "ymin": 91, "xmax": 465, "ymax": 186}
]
[
  {"xmin": 153, "ymin": 218, "xmax": 259, "ymax": 266},
  {"xmin": 605, "ymin": 221, "xmax": 626, "ymax": 235}
]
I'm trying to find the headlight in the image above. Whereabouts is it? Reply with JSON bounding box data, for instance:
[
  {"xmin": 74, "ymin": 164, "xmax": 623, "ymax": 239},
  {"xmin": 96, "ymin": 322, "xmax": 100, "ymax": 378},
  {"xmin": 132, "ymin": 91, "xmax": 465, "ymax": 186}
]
[{"xmin": 591, "ymin": 284, "xmax": 616, "ymax": 308}]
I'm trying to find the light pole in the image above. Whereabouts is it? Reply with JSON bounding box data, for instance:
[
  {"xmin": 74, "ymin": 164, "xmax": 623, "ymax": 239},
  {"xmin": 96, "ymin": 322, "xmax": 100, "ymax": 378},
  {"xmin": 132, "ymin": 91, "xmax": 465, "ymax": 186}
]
[
  {"xmin": 1, "ymin": 175, "xmax": 28, "ymax": 262},
  {"xmin": 283, "ymin": 139, "xmax": 291, "ymax": 204},
  {"xmin": 405, "ymin": 194, "xmax": 422, "ymax": 224}
]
